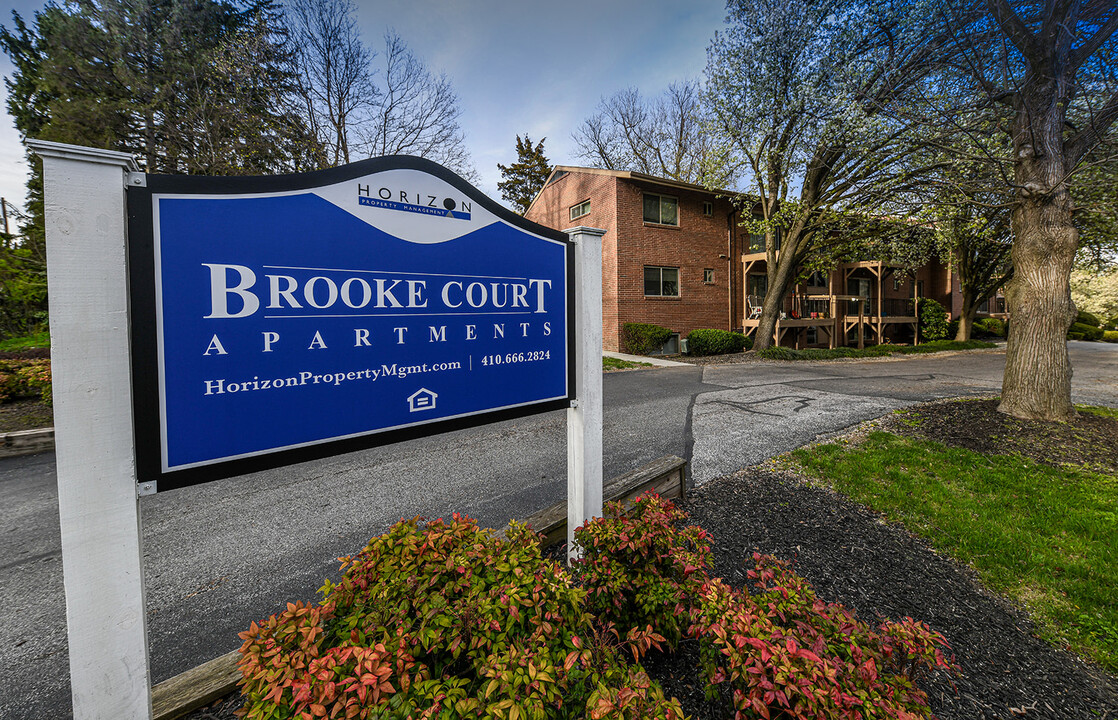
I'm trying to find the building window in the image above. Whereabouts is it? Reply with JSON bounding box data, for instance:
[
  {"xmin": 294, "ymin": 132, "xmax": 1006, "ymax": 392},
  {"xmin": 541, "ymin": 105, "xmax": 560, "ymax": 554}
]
[
  {"xmin": 807, "ymin": 271, "xmax": 827, "ymax": 288},
  {"xmin": 644, "ymin": 266, "xmax": 680, "ymax": 297},
  {"xmin": 703, "ymin": 268, "xmax": 714, "ymax": 284},
  {"xmin": 569, "ymin": 199, "xmax": 590, "ymax": 221},
  {"xmin": 643, "ymin": 193, "xmax": 679, "ymax": 226},
  {"xmin": 703, "ymin": 201, "xmax": 713, "ymax": 216},
  {"xmin": 747, "ymin": 229, "xmax": 781, "ymax": 252},
  {"xmin": 893, "ymin": 276, "xmax": 905, "ymax": 291},
  {"xmin": 806, "ymin": 326, "xmax": 818, "ymax": 345}
]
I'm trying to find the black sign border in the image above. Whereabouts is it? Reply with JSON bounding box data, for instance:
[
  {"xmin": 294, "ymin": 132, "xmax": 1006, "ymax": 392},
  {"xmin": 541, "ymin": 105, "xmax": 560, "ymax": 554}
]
[{"xmin": 127, "ymin": 156, "xmax": 576, "ymax": 492}]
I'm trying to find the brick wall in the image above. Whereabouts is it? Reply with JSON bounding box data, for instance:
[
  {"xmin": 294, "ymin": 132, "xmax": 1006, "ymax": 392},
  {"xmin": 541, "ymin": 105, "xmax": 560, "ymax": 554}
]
[
  {"xmin": 525, "ymin": 171, "xmax": 620, "ymax": 348},
  {"xmin": 527, "ymin": 170, "xmax": 741, "ymax": 351},
  {"xmin": 613, "ymin": 179, "xmax": 740, "ymax": 350}
]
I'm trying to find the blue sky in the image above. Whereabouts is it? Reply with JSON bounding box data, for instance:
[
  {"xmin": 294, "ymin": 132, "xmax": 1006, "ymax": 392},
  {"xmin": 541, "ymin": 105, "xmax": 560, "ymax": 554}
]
[{"xmin": 0, "ymin": 0, "xmax": 727, "ymax": 216}]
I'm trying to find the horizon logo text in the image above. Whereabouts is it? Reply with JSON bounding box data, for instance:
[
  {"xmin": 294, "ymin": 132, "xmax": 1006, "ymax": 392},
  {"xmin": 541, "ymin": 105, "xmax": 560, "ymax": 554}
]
[{"xmin": 357, "ymin": 183, "xmax": 471, "ymax": 220}]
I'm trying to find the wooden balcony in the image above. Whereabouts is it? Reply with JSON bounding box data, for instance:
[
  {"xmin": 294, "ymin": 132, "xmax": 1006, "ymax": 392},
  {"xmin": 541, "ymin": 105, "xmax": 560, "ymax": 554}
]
[{"xmin": 743, "ymin": 294, "xmax": 921, "ymax": 349}]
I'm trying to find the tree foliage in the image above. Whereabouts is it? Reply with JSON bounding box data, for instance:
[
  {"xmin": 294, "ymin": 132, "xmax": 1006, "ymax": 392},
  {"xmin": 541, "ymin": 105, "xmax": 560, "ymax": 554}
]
[
  {"xmin": 496, "ymin": 134, "xmax": 551, "ymax": 214},
  {"xmin": 904, "ymin": 0, "xmax": 1118, "ymax": 420},
  {"xmin": 0, "ymin": 0, "xmax": 322, "ymax": 338},
  {"xmin": 705, "ymin": 0, "xmax": 957, "ymax": 351}
]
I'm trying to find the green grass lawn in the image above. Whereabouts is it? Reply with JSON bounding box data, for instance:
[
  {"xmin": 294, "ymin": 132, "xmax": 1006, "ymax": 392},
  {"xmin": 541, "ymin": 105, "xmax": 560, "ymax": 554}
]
[
  {"xmin": 792, "ymin": 432, "xmax": 1118, "ymax": 671},
  {"xmin": 0, "ymin": 330, "xmax": 50, "ymax": 351},
  {"xmin": 602, "ymin": 356, "xmax": 652, "ymax": 371}
]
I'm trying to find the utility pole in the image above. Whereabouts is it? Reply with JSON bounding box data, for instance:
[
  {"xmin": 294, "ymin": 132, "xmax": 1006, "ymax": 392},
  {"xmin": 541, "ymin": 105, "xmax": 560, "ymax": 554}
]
[{"xmin": 1, "ymin": 197, "xmax": 9, "ymax": 236}]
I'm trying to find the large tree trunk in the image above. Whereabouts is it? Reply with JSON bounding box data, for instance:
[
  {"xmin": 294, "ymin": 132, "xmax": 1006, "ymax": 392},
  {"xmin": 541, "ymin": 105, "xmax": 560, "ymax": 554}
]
[
  {"xmin": 999, "ymin": 86, "xmax": 1078, "ymax": 420},
  {"xmin": 999, "ymin": 194, "xmax": 1078, "ymax": 420},
  {"xmin": 954, "ymin": 294, "xmax": 976, "ymax": 341},
  {"xmin": 751, "ymin": 236, "xmax": 800, "ymax": 351}
]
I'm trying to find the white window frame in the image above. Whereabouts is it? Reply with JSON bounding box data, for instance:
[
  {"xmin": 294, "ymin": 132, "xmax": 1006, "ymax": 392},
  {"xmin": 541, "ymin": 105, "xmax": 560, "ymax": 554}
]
[
  {"xmin": 569, "ymin": 199, "xmax": 590, "ymax": 221},
  {"xmin": 644, "ymin": 265, "xmax": 680, "ymax": 297},
  {"xmin": 643, "ymin": 193, "xmax": 679, "ymax": 226}
]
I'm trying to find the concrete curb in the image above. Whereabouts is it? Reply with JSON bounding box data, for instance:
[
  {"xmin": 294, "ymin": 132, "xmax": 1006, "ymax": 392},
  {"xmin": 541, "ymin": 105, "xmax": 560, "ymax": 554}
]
[
  {"xmin": 603, "ymin": 351, "xmax": 691, "ymax": 367},
  {"xmin": 0, "ymin": 427, "xmax": 55, "ymax": 458},
  {"xmin": 149, "ymin": 454, "xmax": 688, "ymax": 720}
]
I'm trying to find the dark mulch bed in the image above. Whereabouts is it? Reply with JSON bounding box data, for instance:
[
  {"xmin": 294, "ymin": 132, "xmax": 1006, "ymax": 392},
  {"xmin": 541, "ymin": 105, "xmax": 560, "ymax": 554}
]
[
  {"xmin": 884, "ymin": 398, "xmax": 1118, "ymax": 475},
  {"xmin": 0, "ymin": 399, "xmax": 54, "ymax": 433},
  {"xmin": 674, "ymin": 467, "xmax": 1118, "ymax": 720}
]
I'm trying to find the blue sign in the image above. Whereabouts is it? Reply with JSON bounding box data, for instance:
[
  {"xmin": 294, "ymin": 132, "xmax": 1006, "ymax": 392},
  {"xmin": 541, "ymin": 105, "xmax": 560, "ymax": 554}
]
[{"xmin": 128, "ymin": 158, "xmax": 572, "ymax": 490}]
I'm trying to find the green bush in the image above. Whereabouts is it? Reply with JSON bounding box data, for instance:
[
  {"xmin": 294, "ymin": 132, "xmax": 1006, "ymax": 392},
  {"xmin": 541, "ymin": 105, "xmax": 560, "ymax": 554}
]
[
  {"xmin": 685, "ymin": 329, "xmax": 752, "ymax": 356},
  {"xmin": 756, "ymin": 345, "xmax": 801, "ymax": 361},
  {"xmin": 908, "ymin": 339, "xmax": 997, "ymax": 353},
  {"xmin": 973, "ymin": 317, "xmax": 1007, "ymax": 338},
  {"xmin": 947, "ymin": 318, "xmax": 960, "ymax": 340},
  {"xmin": 1103, "ymin": 331, "xmax": 1118, "ymax": 343},
  {"xmin": 1068, "ymin": 322, "xmax": 1104, "ymax": 341},
  {"xmin": 0, "ymin": 330, "xmax": 50, "ymax": 351},
  {"xmin": 0, "ymin": 358, "xmax": 52, "ymax": 404},
  {"xmin": 573, "ymin": 494, "xmax": 711, "ymax": 647},
  {"xmin": 237, "ymin": 515, "xmax": 683, "ymax": 720},
  {"xmin": 621, "ymin": 323, "xmax": 673, "ymax": 356},
  {"xmin": 693, "ymin": 556, "xmax": 953, "ymax": 719},
  {"xmin": 917, "ymin": 298, "xmax": 950, "ymax": 341},
  {"xmin": 578, "ymin": 496, "xmax": 955, "ymax": 720},
  {"xmin": 239, "ymin": 497, "xmax": 954, "ymax": 720},
  {"xmin": 1077, "ymin": 310, "xmax": 1101, "ymax": 327},
  {"xmin": 1105, "ymin": 316, "xmax": 1118, "ymax": 331},
  {"xmin": 1068, "ymin": 332, "xmax": 1086, "ymax": 341}
]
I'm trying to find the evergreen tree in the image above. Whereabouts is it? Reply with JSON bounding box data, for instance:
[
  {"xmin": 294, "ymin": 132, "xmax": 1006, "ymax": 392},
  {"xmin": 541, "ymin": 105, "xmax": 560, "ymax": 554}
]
[
  {"xmin": 0, "ymin": 0, "xmax": 320, "ymax": 337},
  {"xmin": 497, "ymin": 135, "xmax": 550, "ymax": 214}
]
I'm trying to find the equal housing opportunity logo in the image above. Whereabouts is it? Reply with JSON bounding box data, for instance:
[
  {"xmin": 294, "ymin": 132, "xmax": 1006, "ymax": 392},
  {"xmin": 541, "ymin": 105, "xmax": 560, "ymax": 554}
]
[{"xmin": 357, "ymin": 183, "xmax": 472, "ymax": 220}]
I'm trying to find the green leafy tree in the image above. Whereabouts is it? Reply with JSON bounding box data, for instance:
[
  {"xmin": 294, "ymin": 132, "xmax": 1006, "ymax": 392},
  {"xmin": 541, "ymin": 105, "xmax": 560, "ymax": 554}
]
[
  {"xmin": 705, "ymin": 0, "xmax": 962, "ymax": 351},
  {"xmin": 497, "ymin": 134, "xmax": 551, "ymax": 214},
  {"xmin": 938, "ymin": 0, "xmax": 1118, "ymax": 420}
]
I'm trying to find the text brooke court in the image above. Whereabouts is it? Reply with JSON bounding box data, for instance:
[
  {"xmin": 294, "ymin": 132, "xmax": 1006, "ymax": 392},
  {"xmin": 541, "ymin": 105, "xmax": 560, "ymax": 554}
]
[{"xmin": 202, "ymin": 263, "xmax": 554, "ymax": 318}]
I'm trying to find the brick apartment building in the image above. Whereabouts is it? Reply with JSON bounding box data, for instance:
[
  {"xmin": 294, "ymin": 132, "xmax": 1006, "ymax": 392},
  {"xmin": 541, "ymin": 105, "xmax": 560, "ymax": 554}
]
[{"xmin": 526, "ymin": 166, "xmax": 976, "ymax": 353}]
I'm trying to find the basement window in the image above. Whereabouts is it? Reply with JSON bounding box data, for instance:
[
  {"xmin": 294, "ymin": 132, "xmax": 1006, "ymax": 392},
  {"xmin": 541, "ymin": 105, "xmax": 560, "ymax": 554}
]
[{"xmin": 644, "ymin": 266, "xmax": 680, "ymax": 297}]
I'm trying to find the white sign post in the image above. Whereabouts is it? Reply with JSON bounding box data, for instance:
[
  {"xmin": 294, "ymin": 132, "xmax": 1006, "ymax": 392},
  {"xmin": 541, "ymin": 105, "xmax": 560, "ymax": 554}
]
[
  {"xmin": 564, "ymin": 226, "xmax": 605, "ymax": 561},
  {"xmin": 27, "ymin": 139, "xmax": 152, "ymax": 720}
]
